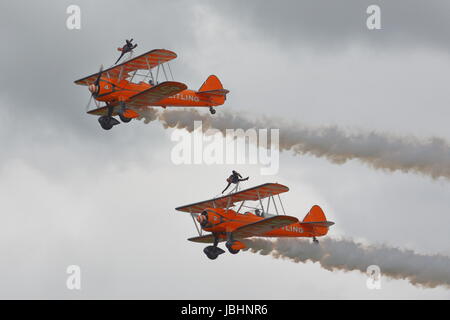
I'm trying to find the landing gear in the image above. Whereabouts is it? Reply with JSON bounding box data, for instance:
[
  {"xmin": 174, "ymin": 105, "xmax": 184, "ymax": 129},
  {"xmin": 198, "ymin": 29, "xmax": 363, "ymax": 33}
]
[
  {"xmin": 119, "ymin": 114, "xmax": 132, "ymax": 123},
  {"xmin": 313, "ymin": 237, "xmax": 319, "ymax": 244},
  {"xmin": 118, "ymin": 102, "xmax": 132, "ymax": 123},
  {"xmin": 98, "ymin": 116, "xmax": 120, "ymax": 130},
  {"xmin": 209, "ymin": 107, "xmax": 216, "ymax": 115},
  {"xmin": 203, "ymin": 246, "xmax": 225, "ymax": 260},
  {"xmin": 98, "ymin": 104, "xmax": 120, "ymax": 130},
  {"xmin": 225, "ymin": 233, "xmax": 240, "ymax": 254},
  {"xmin": 226, "ymin": 242, "xmax": 240, "ymax": 254},
  {"xmin": 203, "ymin": 235, "xmax": 225, "ymax": 260}
]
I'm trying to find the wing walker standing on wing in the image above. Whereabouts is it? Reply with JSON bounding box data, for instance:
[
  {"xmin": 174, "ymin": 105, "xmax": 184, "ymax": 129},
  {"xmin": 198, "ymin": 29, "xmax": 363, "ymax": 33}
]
[{"xmin": 222, "ymin": 170, "xmax": 249, "ymax": 194}]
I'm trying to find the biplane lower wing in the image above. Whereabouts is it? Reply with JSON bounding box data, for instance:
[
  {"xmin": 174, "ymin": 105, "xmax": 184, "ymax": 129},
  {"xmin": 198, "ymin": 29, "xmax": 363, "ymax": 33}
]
[
  {"xmin": 175, "ymin": 183, "xmax": 289, "ymax": 214},
  {"xmin": 232, "ymin": 216, "xmax": 299, "ymax": 239},
  {"xmin": 87, "ymin": 105, "xmax": 120, "ymax": 116},
  {"xmin": 126, "ymin": 81, "xmax": 187, "ymax": 108},
  {"xmin": 86, "ymin": 81, "xmax": 187, "ymax": 116},
  {"xmin": 188, "ymin": 234, "xmax": 225, "ymax": 244}
]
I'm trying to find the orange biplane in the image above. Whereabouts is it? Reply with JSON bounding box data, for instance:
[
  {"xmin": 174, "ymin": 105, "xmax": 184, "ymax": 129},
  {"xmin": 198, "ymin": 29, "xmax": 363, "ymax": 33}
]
[
  {"xmin": 74, "ymin": 48, "xmax": 229, "ymax": 130},
  {"xmin": 176, "ymin": 183, "xmax": 334, "ymax": 260}
]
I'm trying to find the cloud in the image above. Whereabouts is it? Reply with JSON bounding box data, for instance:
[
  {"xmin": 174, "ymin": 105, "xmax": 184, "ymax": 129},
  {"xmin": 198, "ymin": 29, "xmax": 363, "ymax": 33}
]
[{"xmin": 206, "ymin": 0, "xmax": 450, "ymax": 52}]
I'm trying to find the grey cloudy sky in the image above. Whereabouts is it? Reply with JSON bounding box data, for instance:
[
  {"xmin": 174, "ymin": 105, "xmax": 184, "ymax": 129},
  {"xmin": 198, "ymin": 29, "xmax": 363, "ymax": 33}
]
[{"xmin": 0, "ymin": 0, "xmax": 450, "ymax": 299}]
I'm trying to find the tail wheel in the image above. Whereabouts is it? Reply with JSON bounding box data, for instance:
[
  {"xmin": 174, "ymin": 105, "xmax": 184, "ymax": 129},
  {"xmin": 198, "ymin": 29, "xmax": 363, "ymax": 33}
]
[{"xmin": 209, "ymin": 107, "xmax": 216, "ymax": 115}]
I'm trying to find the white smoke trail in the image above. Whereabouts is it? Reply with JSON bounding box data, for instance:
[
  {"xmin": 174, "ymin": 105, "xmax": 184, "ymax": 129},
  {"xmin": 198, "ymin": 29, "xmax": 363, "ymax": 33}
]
[
  {"xmin": 138, "ymin": 108, "xmax": 450, "ymax": 180},
  {"xmin": 243, "ymin": 237, "xmax": 450, "ymax": 289}
]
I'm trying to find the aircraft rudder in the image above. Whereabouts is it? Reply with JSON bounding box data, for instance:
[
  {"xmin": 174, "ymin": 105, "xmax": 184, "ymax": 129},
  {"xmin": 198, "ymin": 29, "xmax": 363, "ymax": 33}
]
[
  {"xmin": 198, "ymin": 75, "xmax": 223, "ymax": 92},
  {"xmin": 303, "ymin": 205, "xmax": 327, "ymax": 222},
  {"xmin": 302, "ymin": 205, "xmax": 334, "ymax": 236},
  {"xmin": 197, "ymin": 75, "xmax": 229, "ymax": 105}
]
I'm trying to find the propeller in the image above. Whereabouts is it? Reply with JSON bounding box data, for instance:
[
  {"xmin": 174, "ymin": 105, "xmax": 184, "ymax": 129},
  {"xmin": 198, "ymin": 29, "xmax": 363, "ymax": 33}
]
[
  {"xmin": 197, "ymin": 211, "xmax": 211, "ymax": 227},
  {"xmin": 85, "ymin": 64, "xmax": 104, "ymax": 111}
]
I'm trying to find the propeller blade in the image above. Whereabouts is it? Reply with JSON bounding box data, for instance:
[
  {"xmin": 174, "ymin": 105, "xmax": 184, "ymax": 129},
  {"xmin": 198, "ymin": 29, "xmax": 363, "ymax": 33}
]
[
  {"xmin": 94, "ymin": 64, "xmax": 104, "ymax": 87},
  {"xmin": 86, "ymin": 64, "xmax": 103, "ymax": 111}
]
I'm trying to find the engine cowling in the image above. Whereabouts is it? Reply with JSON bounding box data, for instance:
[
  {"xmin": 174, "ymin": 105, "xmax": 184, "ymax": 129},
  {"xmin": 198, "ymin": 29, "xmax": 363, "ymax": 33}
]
[{"xmin": 197, "ymin": 210, "xmax": 221, "ymax": 228}]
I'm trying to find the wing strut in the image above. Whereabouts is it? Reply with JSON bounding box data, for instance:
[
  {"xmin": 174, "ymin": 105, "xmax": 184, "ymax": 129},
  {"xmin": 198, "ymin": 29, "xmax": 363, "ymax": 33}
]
[
  {"xmin": 278, "ymin": 194, "xmax": 286, "ymax": 215},
  {"xmin": 236, "ymin": 200, "xmax": 245, "ymax": 214},
  {"xmin": 257, "ymin": 191, "xmax": 265, "ymax": 214},
  {"xmin": 161, "ymin": 63, "xmax": 169, "ymax": 81},
  {"xmin": 156, "ymin": 61, "xmax": 160, "ymax": 83},
  {"xmin": 167, "ymin": 62, "xmax": 174, "ymax": 80},
  {"xmin": 225, "ymin": 196, "xmax": 232, "ymax": 214},
  {"xmin": 144, "ymin": 56, "xmax": 155, "ymax": 84},
  {"xmin": 189, "ymin": 209, "xmax": 202, "ymax": 236},
  {"xmin": 271, "ymin": 193, "xmax": 279, "ymax": 215}
]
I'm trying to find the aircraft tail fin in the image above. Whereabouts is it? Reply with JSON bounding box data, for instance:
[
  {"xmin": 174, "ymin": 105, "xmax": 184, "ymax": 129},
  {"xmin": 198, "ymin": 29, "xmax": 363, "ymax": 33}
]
[
  {"xmin": 301, "ymin": 205, "xmax": 334, "ymax": 235},
  {"xmin": 197, "ymin": 75, "xmax": 229, "ymax": 105},
  {"xmin": 198, "ymin": 75, "xmax": 224, "ymax": 92},
  {"xmin": 302, "ymin": 205, "xmax": 327, "ymax": 223}
]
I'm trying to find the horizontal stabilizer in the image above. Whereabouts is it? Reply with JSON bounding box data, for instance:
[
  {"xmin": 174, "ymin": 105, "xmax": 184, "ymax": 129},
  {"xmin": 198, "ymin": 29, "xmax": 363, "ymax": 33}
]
[
  {"xmin": 197, "ymin": 89, "xmax": 229, "ymax": 97},
  {"xmin": 300, "ymin": 221, "xmax": 335, "ymax": 228}
]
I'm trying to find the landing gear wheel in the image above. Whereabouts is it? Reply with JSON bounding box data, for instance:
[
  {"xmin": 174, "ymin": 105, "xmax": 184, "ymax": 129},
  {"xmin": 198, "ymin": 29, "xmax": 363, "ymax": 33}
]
[
  {"xmin": 98, "ymin": 116, "xmax": 120, "ymax": 130},
  {"xmin": 313, "ymin": 237, "xmax": 319, "ymax": 244},
  {"xmin": 98, "ymin": 116, "xmax": 113, "ymax": 130},
  {"xmin": 203, "ymin": 245, "xmax": 225, "ymax": 260},
  {"xmin": 226, "ymin": 241, "xmax": 240, "ymax": 254},
  {"xmin": 209, "ymin": 107, "xmax": 216, "ymax": 115},
  {"xmin": 119, "ymin": 114, "xmax": 132, "ymax": 123},
  {"xmin": 205, "ymin": 251, "xmax": 218, "ymax": 260}
]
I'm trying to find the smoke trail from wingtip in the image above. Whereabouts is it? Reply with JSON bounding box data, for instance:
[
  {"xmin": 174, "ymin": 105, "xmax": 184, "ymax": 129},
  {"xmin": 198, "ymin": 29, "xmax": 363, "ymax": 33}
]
[
  {"xmin": 243, "ymin": 237, "xmax": 450, "ymax": 289},
  {"xmin": 138, "ymin": 108, "xmax": 450, "ymax": 180}
]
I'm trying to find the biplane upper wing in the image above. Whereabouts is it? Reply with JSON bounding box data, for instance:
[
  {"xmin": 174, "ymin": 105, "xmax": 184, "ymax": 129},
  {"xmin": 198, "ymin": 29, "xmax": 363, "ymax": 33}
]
[
  {"xmin": 232, "ymin": 216, "xmax": 299, "ymax": 239},
  {"xmin": 175, "ymin": 183, "xmax": 289, "ymax": 214},
  {"xmin": 126, "ymin": 81, "xmax": 187, "ymax": 108},
  {"xmin": 74, "ymin": 49, "xmax": 177, "ymax": 86}
]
